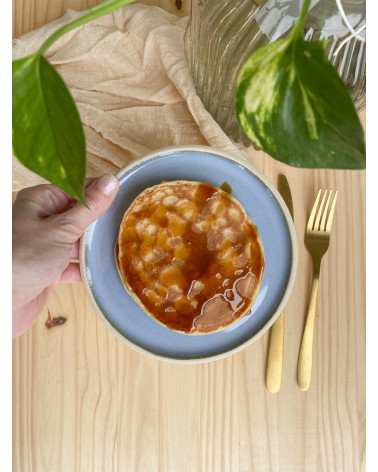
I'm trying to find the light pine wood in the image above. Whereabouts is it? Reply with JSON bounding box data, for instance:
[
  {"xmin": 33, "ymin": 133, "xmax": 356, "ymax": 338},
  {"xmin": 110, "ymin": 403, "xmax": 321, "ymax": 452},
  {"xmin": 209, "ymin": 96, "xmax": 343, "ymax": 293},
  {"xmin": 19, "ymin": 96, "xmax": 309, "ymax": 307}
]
[
  {"xmin": 12, "ymin": 0, "xmax": 190, "ymax": 38},
  {"xmin": 12, "ymin": 2, "xmax": 366, "ymax": 471}
]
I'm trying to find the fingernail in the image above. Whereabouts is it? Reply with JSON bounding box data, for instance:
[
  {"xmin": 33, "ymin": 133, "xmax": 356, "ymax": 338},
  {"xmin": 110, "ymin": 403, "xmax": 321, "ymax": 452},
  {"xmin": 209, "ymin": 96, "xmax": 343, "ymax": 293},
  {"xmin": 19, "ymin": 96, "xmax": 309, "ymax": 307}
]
[{"xmin": 96, "ymin": 174, "xmax": 119, "ymax": 196}]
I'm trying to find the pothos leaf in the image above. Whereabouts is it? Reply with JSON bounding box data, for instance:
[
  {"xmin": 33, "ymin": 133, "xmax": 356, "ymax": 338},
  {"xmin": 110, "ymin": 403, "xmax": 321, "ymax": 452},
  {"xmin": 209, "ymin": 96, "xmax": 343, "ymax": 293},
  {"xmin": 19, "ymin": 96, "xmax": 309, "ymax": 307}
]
[
  {"xmin": 12, "ymin": 0, "xmax": 136, "ymax": 204},
  {"xmin": 12, "ymin": 54, "xmax": 87, "ymax": 204},
  {"xmin": 235, "ymin": 31, "xmax": 366, "ymax": 169}
]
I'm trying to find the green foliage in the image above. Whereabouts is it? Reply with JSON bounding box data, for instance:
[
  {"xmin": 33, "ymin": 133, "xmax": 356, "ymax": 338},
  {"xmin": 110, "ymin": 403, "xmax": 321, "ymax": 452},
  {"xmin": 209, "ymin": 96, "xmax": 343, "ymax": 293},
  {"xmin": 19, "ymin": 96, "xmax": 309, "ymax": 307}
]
[
  {"xmin": 12, "ymin": 0, "xmax": 135, "ymax": 204},
  {"xmin": 235, "ymin": 0, "xmax": 365, "ymax": 169},
  {"xmin": 13, "ymin": 0, "xmax": 365, "ymax": 205},
  {"xmin": 13, "ymin": 55, "xmax": 87, "ymax": 203}
]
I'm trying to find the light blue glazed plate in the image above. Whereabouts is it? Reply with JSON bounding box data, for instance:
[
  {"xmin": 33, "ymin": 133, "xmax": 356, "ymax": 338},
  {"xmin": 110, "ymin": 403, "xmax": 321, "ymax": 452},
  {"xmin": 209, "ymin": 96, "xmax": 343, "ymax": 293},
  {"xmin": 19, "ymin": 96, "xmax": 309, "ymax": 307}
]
[{"xmin": 80, "ymin": 146, "xmax": 297, "ymax": 363}]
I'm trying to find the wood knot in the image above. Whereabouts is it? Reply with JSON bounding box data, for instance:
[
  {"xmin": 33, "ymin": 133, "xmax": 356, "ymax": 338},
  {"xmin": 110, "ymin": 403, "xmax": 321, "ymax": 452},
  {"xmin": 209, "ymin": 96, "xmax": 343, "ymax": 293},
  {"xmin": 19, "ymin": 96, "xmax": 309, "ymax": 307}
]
[{"xmin": 45, "ymin": 309, "xmax": 67, "ymax": 329}]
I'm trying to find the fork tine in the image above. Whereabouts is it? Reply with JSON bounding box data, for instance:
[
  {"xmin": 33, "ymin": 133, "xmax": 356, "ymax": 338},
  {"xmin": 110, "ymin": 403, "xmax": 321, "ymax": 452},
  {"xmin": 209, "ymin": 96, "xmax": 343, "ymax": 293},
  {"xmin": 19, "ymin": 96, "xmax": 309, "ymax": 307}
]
[
  {"xmin": 314, "ymin": 190, "xmax": 328, "ymax": 230},
  {"xmin": 307, "ymin": 189, "xmax": 322, "ymax": 231},
  {"xmin": 320, "ymin": 190, "xmax": 333, "ymax": 231},
  {"xmin": 325, "ymin": 190, "xmax": 338, "ymax": 233}
]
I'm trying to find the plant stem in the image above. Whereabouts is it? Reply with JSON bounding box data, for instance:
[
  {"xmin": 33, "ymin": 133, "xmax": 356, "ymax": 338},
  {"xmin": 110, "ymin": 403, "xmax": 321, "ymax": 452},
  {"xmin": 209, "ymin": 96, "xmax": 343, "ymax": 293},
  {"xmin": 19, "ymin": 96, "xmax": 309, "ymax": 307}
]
[
  {"xmin": 38, "ymin": 0, "xmax": 135, "ymax": 56},
  {"xmin": 291, "ymin": 0, "xmax": 312, "ymax": 39}
]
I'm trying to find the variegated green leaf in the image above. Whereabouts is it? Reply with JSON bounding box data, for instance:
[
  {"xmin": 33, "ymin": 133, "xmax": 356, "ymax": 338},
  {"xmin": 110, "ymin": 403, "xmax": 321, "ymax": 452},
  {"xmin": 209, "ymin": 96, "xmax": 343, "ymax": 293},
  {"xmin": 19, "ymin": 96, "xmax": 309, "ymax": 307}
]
[
  {"xmin": 235, "ymin": 26, "xmax": 365, "ymax": 169},
  {"xmin": 12, "ymin": 0, "xmax": 135, "ymax": 204},
  {"xmin": 13, "ymin": 54, "xmax": 87, "ymax": 204}
]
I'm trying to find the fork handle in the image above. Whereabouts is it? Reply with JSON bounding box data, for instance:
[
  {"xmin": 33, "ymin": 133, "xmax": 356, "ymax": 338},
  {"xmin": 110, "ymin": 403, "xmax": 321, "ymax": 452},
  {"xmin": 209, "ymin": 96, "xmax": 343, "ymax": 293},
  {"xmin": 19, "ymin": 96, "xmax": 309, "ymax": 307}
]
[
  {"xmin": 266, "ymin": 311, "xmax": 284, "ymax": 393},
  {"xmin": 297, "ymin": 273, "xmax": 319, "ymax": 391}
]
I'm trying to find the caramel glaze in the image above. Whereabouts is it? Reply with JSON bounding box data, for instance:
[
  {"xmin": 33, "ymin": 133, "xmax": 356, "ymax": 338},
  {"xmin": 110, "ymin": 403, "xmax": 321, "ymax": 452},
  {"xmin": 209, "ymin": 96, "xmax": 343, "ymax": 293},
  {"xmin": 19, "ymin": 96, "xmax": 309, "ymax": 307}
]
[{"xmin": 118, "ymin": 183, "xmax": 264, "ymax": 334}]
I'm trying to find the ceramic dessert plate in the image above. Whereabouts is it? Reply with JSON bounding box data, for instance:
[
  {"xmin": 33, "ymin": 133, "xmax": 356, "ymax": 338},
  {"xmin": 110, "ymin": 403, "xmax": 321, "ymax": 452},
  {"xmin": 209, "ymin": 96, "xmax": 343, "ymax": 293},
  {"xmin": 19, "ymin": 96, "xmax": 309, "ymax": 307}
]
[{"xmin": 80, "ymin": 145, "xmax": 297, "ymax": 363}]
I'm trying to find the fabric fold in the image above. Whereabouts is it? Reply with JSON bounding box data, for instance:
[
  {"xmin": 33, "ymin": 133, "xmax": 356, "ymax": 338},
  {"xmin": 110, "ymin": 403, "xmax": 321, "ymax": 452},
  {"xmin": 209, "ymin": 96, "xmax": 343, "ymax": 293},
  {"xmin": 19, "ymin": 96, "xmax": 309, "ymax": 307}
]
[{"xmin": 12, "ymin": 4, "xmax": 251, "ymax": 191}]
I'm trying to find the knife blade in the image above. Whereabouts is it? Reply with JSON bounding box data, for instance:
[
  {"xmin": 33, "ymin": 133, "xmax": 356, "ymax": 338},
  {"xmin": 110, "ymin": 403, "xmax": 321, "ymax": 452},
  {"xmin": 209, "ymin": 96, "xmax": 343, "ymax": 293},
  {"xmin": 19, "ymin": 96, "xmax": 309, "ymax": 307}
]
[
  {"xmin": 266, "ymin": 174, "xmax": 294, "ymax": 393},
  {"xmin": 278, "ymin": 174, "xmax": 294, "ymax": 220}
]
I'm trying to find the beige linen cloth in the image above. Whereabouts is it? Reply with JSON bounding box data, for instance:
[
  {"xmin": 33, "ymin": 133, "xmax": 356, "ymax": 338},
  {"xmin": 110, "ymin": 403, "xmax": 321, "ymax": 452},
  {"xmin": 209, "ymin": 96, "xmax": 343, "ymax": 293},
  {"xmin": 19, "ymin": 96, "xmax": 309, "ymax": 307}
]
[{"xmin": 12, "ymin": 3, "xmax": 249, "ymax": 191}]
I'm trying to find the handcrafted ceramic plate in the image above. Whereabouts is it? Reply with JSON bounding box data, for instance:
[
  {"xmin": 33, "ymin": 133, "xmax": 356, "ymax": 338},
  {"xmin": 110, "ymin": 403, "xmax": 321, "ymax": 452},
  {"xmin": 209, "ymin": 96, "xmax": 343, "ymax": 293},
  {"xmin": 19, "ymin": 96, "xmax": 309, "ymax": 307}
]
[{"xmin": 80, "ymin": 146, "xmax": 297, "ymax": 363}]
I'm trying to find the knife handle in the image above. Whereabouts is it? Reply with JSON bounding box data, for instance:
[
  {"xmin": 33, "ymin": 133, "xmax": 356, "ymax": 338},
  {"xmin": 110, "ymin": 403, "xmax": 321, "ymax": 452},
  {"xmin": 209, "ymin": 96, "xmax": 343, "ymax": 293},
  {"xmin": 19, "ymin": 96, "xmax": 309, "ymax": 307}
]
[{"xmin": 266, "ymin": 312, "xmax": 284, "ymax": 393}]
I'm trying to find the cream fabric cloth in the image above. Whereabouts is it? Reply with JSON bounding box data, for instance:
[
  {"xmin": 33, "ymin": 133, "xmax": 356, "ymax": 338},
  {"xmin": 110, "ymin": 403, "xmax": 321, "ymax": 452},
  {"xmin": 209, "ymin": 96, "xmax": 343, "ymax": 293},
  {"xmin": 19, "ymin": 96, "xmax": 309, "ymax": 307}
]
[{"xmin": 12, "ymin": 3, "xmax": 248, "ymax": 191}]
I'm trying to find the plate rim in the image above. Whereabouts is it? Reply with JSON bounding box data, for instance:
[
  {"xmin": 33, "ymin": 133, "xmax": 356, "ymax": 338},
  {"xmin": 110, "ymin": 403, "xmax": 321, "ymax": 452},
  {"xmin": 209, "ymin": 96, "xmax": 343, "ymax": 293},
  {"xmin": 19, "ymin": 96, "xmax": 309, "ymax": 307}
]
[{"xmin": 79, "ymin": 145, "xmax": 298, "ymax": 364}]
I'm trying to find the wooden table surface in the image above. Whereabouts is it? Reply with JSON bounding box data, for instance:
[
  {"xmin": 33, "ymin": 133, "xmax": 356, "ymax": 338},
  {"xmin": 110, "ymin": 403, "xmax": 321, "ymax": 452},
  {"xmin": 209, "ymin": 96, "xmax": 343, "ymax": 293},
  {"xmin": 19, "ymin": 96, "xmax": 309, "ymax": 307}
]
[{"xmin": 12, "ymin": 1, "xmax": 366, "ymax": 471}]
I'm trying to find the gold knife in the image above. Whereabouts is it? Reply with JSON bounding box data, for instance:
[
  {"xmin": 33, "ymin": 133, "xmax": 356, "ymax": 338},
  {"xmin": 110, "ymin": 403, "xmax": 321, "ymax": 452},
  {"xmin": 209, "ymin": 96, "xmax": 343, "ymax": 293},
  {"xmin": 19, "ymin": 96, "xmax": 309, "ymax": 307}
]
[{"xmin": 266, "ymin": 174, "xmax": 294, "ymax": 393}]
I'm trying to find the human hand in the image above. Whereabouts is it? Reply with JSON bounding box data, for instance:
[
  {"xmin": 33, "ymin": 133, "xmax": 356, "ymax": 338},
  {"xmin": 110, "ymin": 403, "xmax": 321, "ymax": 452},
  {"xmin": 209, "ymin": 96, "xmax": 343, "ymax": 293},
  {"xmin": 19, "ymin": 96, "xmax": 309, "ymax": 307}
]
[{"xmin": 12, "ymin": 174, "xmax": 119, "ymax": 338}]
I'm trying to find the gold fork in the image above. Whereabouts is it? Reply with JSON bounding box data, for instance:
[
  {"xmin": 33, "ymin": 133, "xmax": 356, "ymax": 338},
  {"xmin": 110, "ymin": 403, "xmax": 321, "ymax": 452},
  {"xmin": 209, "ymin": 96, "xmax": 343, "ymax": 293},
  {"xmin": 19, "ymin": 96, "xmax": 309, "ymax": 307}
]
[{"xmin": 297, "ymin": 189, "xmax": 338, "ymax": 391}]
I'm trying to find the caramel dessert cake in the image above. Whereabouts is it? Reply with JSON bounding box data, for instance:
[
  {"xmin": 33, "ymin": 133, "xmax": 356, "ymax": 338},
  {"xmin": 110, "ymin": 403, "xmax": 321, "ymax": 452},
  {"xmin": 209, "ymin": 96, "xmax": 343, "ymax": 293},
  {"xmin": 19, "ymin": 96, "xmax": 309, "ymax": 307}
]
[{"xmin": 115, "ymin": 181, "xmax": 264, "ymax": 334}]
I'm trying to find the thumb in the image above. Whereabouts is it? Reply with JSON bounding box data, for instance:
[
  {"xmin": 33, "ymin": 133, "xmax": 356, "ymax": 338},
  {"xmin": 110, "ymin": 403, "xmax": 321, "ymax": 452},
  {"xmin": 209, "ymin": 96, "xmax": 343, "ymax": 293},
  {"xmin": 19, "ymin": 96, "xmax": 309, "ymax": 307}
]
[{"xmin": 58, "ymin": 174, "xmax": 119, "ymax": 241}]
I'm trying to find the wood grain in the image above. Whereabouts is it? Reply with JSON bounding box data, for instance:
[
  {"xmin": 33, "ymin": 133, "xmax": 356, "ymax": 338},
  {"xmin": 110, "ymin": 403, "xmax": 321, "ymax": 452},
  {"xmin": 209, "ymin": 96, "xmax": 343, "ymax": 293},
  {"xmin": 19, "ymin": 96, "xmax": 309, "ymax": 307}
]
[
  {"xmin": 12, "ymin": 1, "xmax": 366, "ymax": 471},
  {"xmin": 12, "ymin": 0, "xmax": 190, "ymax": 38}
]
